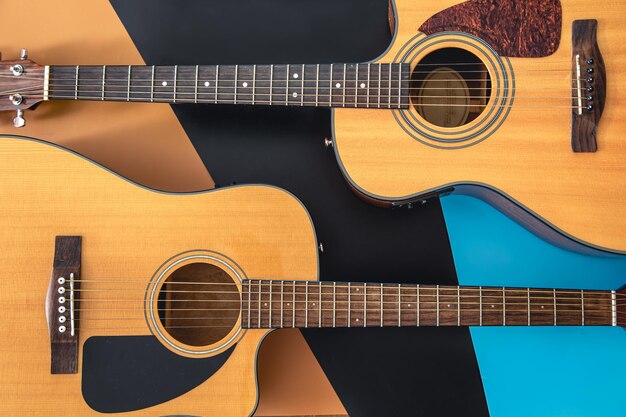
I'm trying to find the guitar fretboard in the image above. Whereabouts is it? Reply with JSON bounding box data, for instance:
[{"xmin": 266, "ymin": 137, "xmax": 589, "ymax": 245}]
[
  {"xmin": 241, "ymin": 280, "xmax": 615, "ymax": 329},
  {"xmin": 47, "ymin": 64, "xmax": 411, "ymax": 109}
]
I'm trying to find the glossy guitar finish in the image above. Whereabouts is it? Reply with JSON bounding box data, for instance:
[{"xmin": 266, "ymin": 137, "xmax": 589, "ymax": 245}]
[
  {"xmin": 2, "ymin": 1, "xmax": 624, "ymax": 255},
  {"xmin": 0, "ymin": 136, "xmax": 623, "ymax": 416},
  {"xmin": 333, "ymin": 0, "xmax": 626, "ymax": 254},
  {"xmin": 0, "ymin": 136, "xmax": 318, "ymax": 416}
]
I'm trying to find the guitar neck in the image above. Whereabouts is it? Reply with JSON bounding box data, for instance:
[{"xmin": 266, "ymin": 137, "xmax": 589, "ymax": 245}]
[
  {"xmin": 47, "ymin": 64, "xmax": 411, "ymax": 109},
  {"xmin": 241, "ymin": 280, "xmax": 616, "ymax": 329}
]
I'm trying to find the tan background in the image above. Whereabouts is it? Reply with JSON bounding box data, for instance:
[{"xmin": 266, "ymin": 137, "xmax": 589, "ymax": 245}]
[{"xmin": 0, "ymin": 1, "xmax": 346, "ymax": 415}]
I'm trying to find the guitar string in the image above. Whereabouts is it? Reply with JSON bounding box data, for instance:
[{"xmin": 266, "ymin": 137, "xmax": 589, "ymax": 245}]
[
  {"xmin": 1, "ymin": 81, "xmax": 595, "ymax": 99},
  {"xmin": 13, "ymin": 88, "xmax": 591, "ymax": 101},
  {"xmin": 7, "ymin": 94, "xmax": 592, "ymax": 110},
  {"xmin": 61, "ymin": 297, "xmax": 618, "ymax": 310},
  {"xmin": 63, "ymin": 305, "xmax": 624, "ymax": 312},
  {"xmin": 55, "ymin": 279, "xmax": 619, "ymax": 297},
  {"xmin": 65, "ymin": 288, "xmax": 619, "ymax": 305},
  {"xmin": 48, "ymin": 278, "xmax": 626, "ymax": 299}
]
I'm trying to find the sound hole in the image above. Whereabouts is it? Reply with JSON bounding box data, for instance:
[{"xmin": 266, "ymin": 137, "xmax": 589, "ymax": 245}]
[
  {"xmin": 411, "ymin": 48, "xmax": 491, "ymax": 128},
  {"xmin": 158, "ymin": 262, "xmax": 240, "ymax": 347}
]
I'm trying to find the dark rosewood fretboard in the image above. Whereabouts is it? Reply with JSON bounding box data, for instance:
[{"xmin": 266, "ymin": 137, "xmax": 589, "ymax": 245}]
[
  {"xmin": 241, "ymin": 280, "xmax": 617, "ymax": 329},
  {"xmin": 48, "ymin": 64, "xmax": 411, "ymax": 109}
]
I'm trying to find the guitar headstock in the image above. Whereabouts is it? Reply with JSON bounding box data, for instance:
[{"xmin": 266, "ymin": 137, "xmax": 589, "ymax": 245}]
[{"xmin": 0, "ymin": 49, "xmax": 45, "ymax": 127}]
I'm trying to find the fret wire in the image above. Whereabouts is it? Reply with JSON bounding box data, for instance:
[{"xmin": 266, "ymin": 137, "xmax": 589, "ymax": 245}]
[
  {"xmin": 364, "ymin": 283, "xmax": 367, "ymax": 327},
  {"xmin": 581, "ymin": 289, "xmax": 585, "ymax": 326},
  {"xmin": 101, "ymin": 65, "xmax": 106, "ymax": 101},
  {"xmin": 354, "ymin": 63, "xmax": 358, "ymax": 108},
  {"xmin": 172, "ymin": 65, "xmax": 177, "ymax": 103},
  {"xmin": 285, "ymin": 64, "xmax": 289, "ymax": 106},
  {"xmin": 269, "ymin": 279, "xmax": 272, "ymax": 327},
  {"xmin": 234, "ymin": 65, "xmax": 238, "ymax": 105},
  {"xmin": 150, "ymin": 65, "xmax": 155, "ymax": 102},
  {"xmin": 347, "ymin": 282, "xmax": 351, "ymax": 328},
  {"xmin": 397, "ymin": 63, "xmax": 402, "ymax": 107},
  {"xmin": 380, "ymin": 283, "xmax": 383, "ymax": 327},
  {"xmin": 247, "ymin": 279, "xmax": 251, "ymax": 328},
  {"xmin": 332, "ymin": 282, "xmax": 336, "ymax": 328},
  {"xmin": 214, "ymin": 65, "xmax": 219, "ymax": 104},
  {"xmin": 300, "ymin": 64, "xmax": 305, "ymax": 106},
  {"xmin": 257, "ymin": 280, "xmax": 261, "ymax": 329},
  {"xmin": 436, "ymin": 285, "xmax": 440, "ymax": 326},
  {"xmin": 553, "ymin": 288, "xmax": 557, "ymax": 325},
  {"xmin": 270, "ymin": 65, "xmax": 273, "ymax": 106},
  {"xmin": 292, "ymin": 281, "xmax": 296, "ymax": 328},
  {"xmin": 330, "ymin": 63, "xmax": 334, "ymax": 107},
  {"xmin": 527, "ymin": 287, "xmax": 531, "ymax": 325},
  {"xmin": 252, "ymin": 65, "xmax": 256, "ymax": 106},
  {"xmin": 318, "ymin": 282, "xmax": 322, "ymax": 328},
  {"xmin": 479, "ymin": 286, "xmax": 482, "ymax": 326},
  {"xmin": 397, "ymin": 284, "xmax": 401, "ymax": 327},
  {"xmin": 74, "ymin": 65, "xmax": 79, "ymax": 100},
  {"xmin": 366, "ymin": 64, "xmax": 370, "ymax": 108},
  {"xmin": 280, "ymin": 280, "xmax": 284, "ymax": 328},
  {"xmin": 378, "ymin": 63, "xmax": 382, "ymax": 108},
  {"xmin": 126, "ymin": 65, "xmax": 131, "ymax": 102},
  {"xmin": 305, "ymin": 281, "xmax": 309, "ymax": 328},
  {"xmin": 315, "ymin": 64, "xmax": 320, "ymax": 106},
  {"xmin": 457, "ymin": 286, "xmax": 461, "ymax": 326},
  {"xmin": 342, "ymin": 63, "xmax": 346, "ymax": 107},
  {"xmin": 387, "ymin": 63, "xmax": 391, "ymax": 109},
  {"xmin": 503, "ymin": 287, "xmax": 506, "ymax": 326},
  {"xmin": 416, "ymin": 284, "xmax": 420, "ymax": 326},
  {"xmin": 194, "ymin": 65, "xmax": 199, "ymax": 104}
]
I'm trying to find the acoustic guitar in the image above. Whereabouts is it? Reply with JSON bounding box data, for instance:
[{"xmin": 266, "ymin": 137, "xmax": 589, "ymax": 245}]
[
  {"xmin": 0, "ymin": 134, "xmax": 623, "ymax": 416},
  {"xmin": 0, "ymin": 0, "xmax": 625, "ymax": 254}
]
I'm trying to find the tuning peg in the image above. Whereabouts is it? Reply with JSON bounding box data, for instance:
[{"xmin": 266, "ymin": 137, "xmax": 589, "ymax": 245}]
[
  {"xmin": 20, "ymin": 49, "xmax": 27, "ymax": 60},
  {"xmin": 13, "ymin": 110, "xmax": 25, "ymax": 128}
]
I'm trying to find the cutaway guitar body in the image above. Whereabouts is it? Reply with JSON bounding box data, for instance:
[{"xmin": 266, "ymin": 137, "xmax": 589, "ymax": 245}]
[
  {"xmin": 0, "ymin": 136, "xmax": 318, "ymax": 416},
  {"xmin": 333, "ymin": 0, "xmax": 626, "ymax": 254}
]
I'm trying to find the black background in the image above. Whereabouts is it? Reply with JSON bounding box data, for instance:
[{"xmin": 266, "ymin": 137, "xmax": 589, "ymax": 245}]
[{"xmin": 109, "ymin": 1, "xmax": 489, "ymax": 415}]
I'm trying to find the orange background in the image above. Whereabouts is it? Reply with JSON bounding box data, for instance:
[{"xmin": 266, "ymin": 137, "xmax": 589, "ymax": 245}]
[{"xmin": 0, "ymin": 1, "xmax": 346, "ymax": 415}]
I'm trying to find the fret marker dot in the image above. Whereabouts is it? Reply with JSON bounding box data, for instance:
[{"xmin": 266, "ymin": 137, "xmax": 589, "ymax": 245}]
[
  {"xmin": 541, "ymin": 305, "xmax": 545, "ymax": 309},
  {"xmin": 242, "ymin": 82, "xmax": 248, "ymax": 87},
  {"xmin": 162, "ymin": 81, "xmax": 167, "ymax": 86},
  {"xmin": 264, "ymin": 303, "xmax": 267, "ymax": 307},
  {"xmin": 491, "ymin": 305, "xmax": 494, "ymax": 308},
  {"xmin": 356, "ymin": 288, "xmax": 360, "ymax": 292},
  {"xmin": 204, "ymin": 81, "xmax": 210, "ymax": 87},
  {"xmin": 293, "ymin": 92, "xmax": 298, "ymax": 98},
  {"xmin": 336, "ymin": 83, "xmax": 341, "ymax": 88},
  {"xmin": 408, "ymin": 304, "xmax": 411, "ymax": 307},
  {"xmin": 312, "ymin": 303, "xmax": 316, "ymax": 306},
  {"xmin": 447, "ymin": 304, "xmax": 451, "ymax": 308},
  {"xmin": 293, "ymin": 73, "xmax": 299, "ymax": 79},
  {"xmin": 287, "ymin": 303, "xmax": 290, "ymax": 306},
  {"xmin": 356, "ymin": 318, "xmax": 360, "ymax": 322},
  {"xmin": 360, "ymin": 83, "xmax": 366, "ymax": 88}
]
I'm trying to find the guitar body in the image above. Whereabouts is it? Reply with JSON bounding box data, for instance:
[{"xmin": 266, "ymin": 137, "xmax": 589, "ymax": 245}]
[
  {"xmin": 333, "ymin": 0, "xmax": 626, "ymax": 253},
  {"xmin": 0, "ymin": 136, "xmax": 318, "ymax": 416}
]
